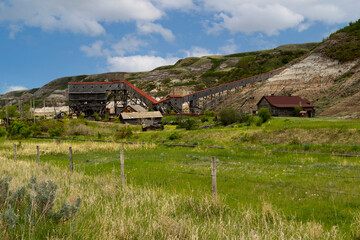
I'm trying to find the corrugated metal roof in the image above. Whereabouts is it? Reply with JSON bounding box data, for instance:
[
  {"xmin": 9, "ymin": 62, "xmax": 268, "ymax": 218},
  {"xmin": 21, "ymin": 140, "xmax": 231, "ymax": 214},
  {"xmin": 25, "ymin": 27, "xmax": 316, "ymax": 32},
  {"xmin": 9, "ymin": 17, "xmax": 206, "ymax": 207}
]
[
  {"xmin": 259, "ymin": 96, "xmax": 313, "ymax": 108},
  {"xmin": 128, "ymin": 105, "xmax": 147, "ymax": 112},
  {"xmin": 121, "ymin": 111, "xmax": 163, "ymax": 120}
]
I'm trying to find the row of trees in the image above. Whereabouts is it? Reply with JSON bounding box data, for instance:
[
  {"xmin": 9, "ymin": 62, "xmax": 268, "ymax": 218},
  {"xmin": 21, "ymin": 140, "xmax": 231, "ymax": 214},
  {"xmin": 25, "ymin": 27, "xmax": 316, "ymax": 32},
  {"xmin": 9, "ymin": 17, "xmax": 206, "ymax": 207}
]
[{"xmin": 0, "ymin": 104, "xmax": 32, "ymax": 119}]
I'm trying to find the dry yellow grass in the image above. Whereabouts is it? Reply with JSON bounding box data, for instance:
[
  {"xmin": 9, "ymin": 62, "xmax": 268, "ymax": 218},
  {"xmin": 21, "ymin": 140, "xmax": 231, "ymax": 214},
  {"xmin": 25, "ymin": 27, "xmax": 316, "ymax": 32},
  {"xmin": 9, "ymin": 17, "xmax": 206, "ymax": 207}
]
[{"xmin": 1, "ymin": 140, "xmax": 156, "ymax": 157}]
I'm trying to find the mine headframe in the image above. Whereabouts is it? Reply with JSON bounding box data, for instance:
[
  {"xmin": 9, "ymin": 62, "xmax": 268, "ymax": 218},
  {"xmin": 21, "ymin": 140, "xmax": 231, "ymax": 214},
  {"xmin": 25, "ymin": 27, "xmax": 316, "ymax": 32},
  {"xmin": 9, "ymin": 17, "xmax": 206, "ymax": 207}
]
[{"xmin": 68, "ymin": 81, "xmax": 157, "ymax": 117}]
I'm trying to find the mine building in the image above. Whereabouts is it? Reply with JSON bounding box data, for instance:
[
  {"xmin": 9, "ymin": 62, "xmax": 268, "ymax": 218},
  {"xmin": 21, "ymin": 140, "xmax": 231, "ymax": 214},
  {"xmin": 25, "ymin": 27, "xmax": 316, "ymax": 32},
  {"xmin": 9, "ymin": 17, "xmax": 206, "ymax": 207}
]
[
  {"xmin": 68, "ymin": 68, "xmax": 285, "ymax": 116},
  {"xmin": 120, "ymin": 111, "xmax": 163, "ymax": 125},
  {"xmin": 257, "ymin": 95, "xmax": 315, "ymax": 117},
  {"xmin": 120, "ymin": 105, "xmax": 148, "ymax": 113}
]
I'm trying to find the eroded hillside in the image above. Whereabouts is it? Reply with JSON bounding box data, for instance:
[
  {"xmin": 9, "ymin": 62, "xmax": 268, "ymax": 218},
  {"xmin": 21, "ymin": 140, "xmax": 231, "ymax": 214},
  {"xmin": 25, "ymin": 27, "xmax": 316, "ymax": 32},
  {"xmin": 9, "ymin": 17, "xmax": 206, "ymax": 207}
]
[{"xmin": 217, "ymin": 20, "xmax": 360, "ymax": 118}]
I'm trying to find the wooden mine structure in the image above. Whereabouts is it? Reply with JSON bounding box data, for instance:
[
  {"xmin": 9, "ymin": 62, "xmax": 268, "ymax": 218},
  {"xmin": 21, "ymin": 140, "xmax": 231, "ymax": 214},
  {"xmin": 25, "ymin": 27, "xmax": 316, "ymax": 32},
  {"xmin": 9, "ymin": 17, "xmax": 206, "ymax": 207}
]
[{"xmin": 68, "ymin": 68, "xmax": 285, "ymax": 116}]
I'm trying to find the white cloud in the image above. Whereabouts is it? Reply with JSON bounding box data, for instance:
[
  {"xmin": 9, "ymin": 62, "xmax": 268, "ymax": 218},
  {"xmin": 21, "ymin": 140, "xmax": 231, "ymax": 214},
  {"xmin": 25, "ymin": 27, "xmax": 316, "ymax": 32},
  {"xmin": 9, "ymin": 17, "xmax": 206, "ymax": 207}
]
[
  {"xmin": 81, "ymin": 35, "xmax": 148, "ymax": 58},
  {"xmin": 214, "ymin": 4, "xmax": 304, "ymax": 35},
  {"xmin": 2, "ymin": 85, "xmax": 27, "ymax": 94},
  {"xmin": 8, "ymin": 24, "xmax": 23, "ymax": 39},
  {"xmin": 107, "ymin": 55, "xmax": 179, "ymax": 72},
  {"xmin": 219, "ymin": 39, "xmax": 237, "ymax": 54},
  {"xmin": 183, "ymin": 46, "xmax": 213, "ymax": 57},
  {"xmin": 112, "ymin": 35, "xmax": 148, "ymax": 56},
  {"xmin": 0, "ymin": 0, "xmax": 163, "ymax": 36},
  {"xmin": 200, "ymin": 0, "xmax": 360, "ymax": 35},
  {"xmin": 80, "ymin": 41, "xmax": 110, "ymax": 57},
  {"xmin": 152, "ymin": 0, "xmax": 194, "ymax": 9},
  {"xmin": 137, "ymin": 22, "xmax": 175, "ymax": 42}
]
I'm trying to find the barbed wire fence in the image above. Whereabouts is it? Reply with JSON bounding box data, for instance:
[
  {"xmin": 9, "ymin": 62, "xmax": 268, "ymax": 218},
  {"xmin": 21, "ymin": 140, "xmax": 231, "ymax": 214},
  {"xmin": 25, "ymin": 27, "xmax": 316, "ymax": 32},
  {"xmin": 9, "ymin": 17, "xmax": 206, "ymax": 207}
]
[{"xmin": 12, "ymin": 144, "xmax": 360, "ymax": 223}]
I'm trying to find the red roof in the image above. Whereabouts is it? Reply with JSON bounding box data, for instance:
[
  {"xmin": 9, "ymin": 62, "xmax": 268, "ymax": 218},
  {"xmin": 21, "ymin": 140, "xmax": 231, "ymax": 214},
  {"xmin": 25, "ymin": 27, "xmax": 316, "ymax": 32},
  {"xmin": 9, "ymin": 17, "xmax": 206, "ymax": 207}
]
[{"xmin": 259, "ymin": 96, "xmax": 313, "ymax": 108}]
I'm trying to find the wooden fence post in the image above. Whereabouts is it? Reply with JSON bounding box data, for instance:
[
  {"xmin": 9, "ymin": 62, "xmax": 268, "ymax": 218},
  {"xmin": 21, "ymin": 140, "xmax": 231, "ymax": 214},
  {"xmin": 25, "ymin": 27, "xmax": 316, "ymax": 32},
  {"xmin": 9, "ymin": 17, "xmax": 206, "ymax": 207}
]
[
  {"xmin": 14, "ymin": 144, "xmax": 17, "ymax": 162},
  {"xmin": 36, "ymin": 146, "xmax": 40, "ymax": 166},
  {"xmin": 211, "ymin": 156, "xmax": 217, "ymax": 204},
  {"xmin": 120, "ymin": 149, "xmax": 125, "ymax": 186},
  {"xmin": 69, "ymin": 147, "xmax": 73, "ymax": 172}
]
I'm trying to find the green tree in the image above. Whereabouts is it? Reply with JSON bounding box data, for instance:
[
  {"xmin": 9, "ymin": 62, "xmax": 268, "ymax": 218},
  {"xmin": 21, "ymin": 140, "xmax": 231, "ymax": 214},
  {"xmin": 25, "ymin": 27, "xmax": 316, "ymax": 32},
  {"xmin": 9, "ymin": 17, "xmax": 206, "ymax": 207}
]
[{"xmin": 0, "ymin": 105, "xmax": 20, "ymax": 119}]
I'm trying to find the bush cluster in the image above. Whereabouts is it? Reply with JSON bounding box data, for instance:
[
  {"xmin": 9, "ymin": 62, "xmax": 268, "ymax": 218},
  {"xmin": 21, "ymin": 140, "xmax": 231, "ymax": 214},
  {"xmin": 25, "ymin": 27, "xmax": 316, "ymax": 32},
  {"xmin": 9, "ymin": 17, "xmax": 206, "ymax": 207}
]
[
  {"xmin": 168, "ymin": 131, "xmax": 181, "ymax": 140},
  {"xmin": 114, "ymin": 126, "xmax": 133, "ymax": 140},
  {"xmin": 176, "ymin": 118, "xmax": 199, "ymax": 130},
  {"xmin": 0, "ymin": 176, "xmax": 81, "ymax": 238},
  {"xmin": 0, "ymin": 127, "xmax": 7, "ymax": 137},
  {"xmin": 218, "ymin": 108, "xmax": 240, "ymax": 125},
  {"xmin": 7, "ymin": 121, "xmax": 32, "ymax": 139},
  {"xmin": 257, "ymin": 108, "xmax": 271, "ymax": 124},
  {"xmin": 218, "ymin": 108, "xmax": 271, "ymax": 127}
]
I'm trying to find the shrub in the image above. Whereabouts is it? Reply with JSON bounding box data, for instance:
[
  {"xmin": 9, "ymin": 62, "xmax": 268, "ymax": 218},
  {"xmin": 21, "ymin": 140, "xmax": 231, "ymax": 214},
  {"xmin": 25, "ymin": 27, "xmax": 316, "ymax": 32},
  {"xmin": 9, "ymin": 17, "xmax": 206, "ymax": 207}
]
[
  {"xmin": 0, "ymin": 127, "xmax": 7, "ymax": 137},
  {"xmin": 177, "ymin": 118, "xmax": 199, "ymax": 130},
  {"xmin": 255, "ymin": 117, "xmax": 263, "ymax": 126},
  {"xmin": 29, "ymin": 123, "xmax": 42, "ymax": 136},
  {"xmin": 168, "ymin": 132, "xmax": 181, "ymax": 140},
  {"xmin": 114, "ymin": 126, "xmax": 133, "ymax": 140},
  {"xmin": 204, "ymin": 110, "xmax": 216, "ymax": 117},
  {"xmin": 258, "ymin": 108, "xmax": 271, "ymax": 123},
  {"xmin": 201, "ymin": 116, "xmax": 209, "ymax": 122},
  {"xmin": 240, "ymin": 114, "xmax": 255, "ymax": 126},
  {"xmin": 219, "ymin": 108, "xmax": 240, "ymax": 125},
  {"xmin": 48, "ymin": 127, "xmax": 63, "ymax": 137},
  {"xmin": 8, "ymin": 121, "xmax": 32, "ymax": 138},
  {"xmin": 93, "ymin": 112, "xmax": 100, "ymax": 121},
  {"xmin": 0, "ymin": 176, "xmax": 81, "ymax": 238}
]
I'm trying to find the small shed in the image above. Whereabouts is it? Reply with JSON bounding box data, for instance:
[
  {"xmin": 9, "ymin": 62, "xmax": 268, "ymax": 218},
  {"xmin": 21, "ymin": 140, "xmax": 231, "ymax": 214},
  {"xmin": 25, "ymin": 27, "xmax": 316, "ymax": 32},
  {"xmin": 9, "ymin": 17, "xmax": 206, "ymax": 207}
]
[
  {"xmin": 257, "ymin": 95, "xmax": 315, "ymax": 117},
  {"xmin": 120, "ymin": 111, "xmax": 163, "ymax": 125},
  {"xmin": 120, "ymin": 105, "xmax": 148, "ymax": 113}
]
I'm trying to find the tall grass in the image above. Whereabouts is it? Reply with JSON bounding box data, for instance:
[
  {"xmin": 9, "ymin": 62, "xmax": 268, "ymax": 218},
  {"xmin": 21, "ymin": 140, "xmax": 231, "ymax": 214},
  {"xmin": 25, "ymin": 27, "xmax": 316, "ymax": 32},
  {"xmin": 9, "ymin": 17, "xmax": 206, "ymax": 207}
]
[{"xmin": 0, "ymin": 153, "xmax": 347, "ymax": 239}]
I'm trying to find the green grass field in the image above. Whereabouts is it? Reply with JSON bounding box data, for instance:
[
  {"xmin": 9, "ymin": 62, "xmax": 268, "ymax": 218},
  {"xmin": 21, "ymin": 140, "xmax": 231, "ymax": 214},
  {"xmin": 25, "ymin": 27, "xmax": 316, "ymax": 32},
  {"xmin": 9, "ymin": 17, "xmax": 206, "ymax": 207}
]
[{"xmin": 1, "ymin": 117, "xmax": 360, "ymax": 238}]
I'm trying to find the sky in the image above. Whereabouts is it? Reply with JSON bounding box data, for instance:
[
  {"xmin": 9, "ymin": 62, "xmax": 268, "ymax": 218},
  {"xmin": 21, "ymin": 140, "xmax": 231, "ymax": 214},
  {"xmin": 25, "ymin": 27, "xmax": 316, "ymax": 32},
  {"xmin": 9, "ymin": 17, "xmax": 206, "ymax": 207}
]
[{"xmin": 0, "ymin": 0, "xmax": 359, "ymax": 94}]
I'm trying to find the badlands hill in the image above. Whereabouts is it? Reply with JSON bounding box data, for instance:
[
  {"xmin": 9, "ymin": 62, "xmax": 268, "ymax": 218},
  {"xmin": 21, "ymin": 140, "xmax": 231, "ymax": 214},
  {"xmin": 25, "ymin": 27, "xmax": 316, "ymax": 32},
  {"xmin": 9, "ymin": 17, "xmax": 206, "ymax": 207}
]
[{"xmin": 217, "ymin": 20, "xmax": 360, "ymax": 118}]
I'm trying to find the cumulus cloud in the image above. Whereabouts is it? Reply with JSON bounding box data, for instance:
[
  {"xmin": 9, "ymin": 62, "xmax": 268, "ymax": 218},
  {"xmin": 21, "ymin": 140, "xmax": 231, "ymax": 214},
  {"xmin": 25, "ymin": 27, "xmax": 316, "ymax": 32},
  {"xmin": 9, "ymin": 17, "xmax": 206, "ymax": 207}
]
[
  {"xmin": 152, "ymin": 0, "xmax": 194, "ymax": 9},
  {"xmin": 0, "ymin": 0, "xmax": 163, "ymax": 36},
  {"xmin": 201, "ymin": 0, "xmax": 360, "ymax": 35},
  {"xmin": 2, "ymin": 85, "xmax": 27, "ymax": 94},
  {"xmin": 137, "ymin": 22, "xmax": 175, "ymax": 42},
  {"xmin": 183, "ymin": 46, "xmax": 214, "ymax": 57},
  {"xmin": 81, "ymin": 35, "xmax": 148, "ymax": 58},
  {"xmin": 107, "ymin": 55, "xmax": 178, "ymax": 72},
  {"xmin": 80, "ymin": 41, "xmax": 110, "ymax": 57},
  {"xmin": 209, "ymin": 4, "xmax": 304, "ymax": 35},
  {"xmin": 112, "ymin": 35, "xmax": 148, "ymax": 56}
]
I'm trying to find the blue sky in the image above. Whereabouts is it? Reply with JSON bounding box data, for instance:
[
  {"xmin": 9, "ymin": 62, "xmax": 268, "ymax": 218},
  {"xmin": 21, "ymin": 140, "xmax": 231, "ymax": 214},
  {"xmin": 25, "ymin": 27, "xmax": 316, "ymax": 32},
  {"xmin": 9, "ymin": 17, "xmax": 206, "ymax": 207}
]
[{"xmin": 0, "ymin": 0, "xmax": 359, "ymax": 94}]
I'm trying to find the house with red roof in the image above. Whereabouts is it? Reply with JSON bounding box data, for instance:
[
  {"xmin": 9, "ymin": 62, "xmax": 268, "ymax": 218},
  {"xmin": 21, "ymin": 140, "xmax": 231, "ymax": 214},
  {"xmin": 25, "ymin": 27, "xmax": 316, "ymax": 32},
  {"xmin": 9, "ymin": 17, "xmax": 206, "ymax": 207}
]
[{"xmin": 257, "ymin": 95, "xmax": 315, "ymax": 117}]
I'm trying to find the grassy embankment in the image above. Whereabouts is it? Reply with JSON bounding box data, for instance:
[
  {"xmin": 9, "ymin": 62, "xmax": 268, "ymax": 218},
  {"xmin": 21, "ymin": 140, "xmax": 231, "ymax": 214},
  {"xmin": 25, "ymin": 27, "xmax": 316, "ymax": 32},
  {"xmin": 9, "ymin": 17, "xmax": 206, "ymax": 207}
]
[{"xmin": 1, "ymin": 117, "xmax": 360, "ymax": 238}]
